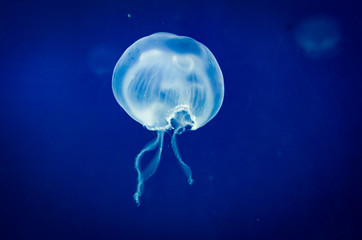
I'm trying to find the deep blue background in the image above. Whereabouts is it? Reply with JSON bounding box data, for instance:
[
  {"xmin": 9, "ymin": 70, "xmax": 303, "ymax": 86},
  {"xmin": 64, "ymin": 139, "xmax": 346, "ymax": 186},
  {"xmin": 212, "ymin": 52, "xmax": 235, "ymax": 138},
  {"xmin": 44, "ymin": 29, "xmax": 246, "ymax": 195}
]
[{"xmin": 1, "ymin": 0, "xmax": 361, "ymax": 239}]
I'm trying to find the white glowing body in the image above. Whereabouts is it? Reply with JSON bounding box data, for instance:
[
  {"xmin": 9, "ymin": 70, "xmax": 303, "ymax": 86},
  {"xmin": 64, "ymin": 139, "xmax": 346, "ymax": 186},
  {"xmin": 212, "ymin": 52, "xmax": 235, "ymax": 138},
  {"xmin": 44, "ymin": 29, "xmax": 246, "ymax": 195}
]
[
  {"xmin": 112, "ymin": 32, "xmax": 224, "ymax": 131},
  {"xmin": 112, "ymin": 32, "xmax": 224, "ymax": 205}
]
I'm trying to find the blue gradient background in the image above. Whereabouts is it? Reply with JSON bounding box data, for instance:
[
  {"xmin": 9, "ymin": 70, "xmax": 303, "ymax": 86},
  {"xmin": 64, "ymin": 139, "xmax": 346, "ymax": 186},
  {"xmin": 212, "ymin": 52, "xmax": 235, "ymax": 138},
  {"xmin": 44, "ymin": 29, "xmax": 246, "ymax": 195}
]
[{"xmin": 1, "ymin": 0, "xmax": 361, "ymax": 239}]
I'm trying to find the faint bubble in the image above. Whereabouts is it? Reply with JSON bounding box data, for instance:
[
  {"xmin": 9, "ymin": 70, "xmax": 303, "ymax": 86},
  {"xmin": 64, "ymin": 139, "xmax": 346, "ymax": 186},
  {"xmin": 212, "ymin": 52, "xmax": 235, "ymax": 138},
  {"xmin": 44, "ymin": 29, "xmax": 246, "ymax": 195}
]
[
  {"xmin": 295, "ymin": 15, "xmax": 341, "ymax": 58},
  {"xmin": 88, "ymin": 44, "xmax": 119, "ymax": 76},
  {"xmin": 208, "ymin": 175, "xmax": 214, "ymax": 181}
]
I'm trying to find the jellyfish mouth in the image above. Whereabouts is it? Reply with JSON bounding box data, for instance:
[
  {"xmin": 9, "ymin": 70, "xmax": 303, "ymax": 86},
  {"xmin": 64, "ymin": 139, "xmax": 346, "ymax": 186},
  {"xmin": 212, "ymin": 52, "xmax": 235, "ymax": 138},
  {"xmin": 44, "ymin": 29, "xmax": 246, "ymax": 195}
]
[{"xmin": 167, "ymin": 105, "xmax": 196, "ymax": 132}]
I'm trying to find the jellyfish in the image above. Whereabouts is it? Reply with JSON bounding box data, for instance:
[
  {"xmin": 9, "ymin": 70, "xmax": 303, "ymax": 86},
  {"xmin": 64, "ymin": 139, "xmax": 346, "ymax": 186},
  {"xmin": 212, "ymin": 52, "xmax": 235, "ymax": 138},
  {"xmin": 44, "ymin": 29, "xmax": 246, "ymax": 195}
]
[
  {"xmin": 112, "ymin": 32, "xmax": 224, "ymax": 206},
  {"xmin": 295, "ymin": 15, "xmax": 341, "ymax": 58}
]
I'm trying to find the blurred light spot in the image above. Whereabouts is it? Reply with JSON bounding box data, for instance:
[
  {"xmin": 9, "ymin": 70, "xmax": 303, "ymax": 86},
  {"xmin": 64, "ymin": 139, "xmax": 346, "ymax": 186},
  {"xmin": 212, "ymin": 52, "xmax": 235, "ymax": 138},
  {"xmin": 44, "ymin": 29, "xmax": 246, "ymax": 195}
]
[
  {"xmin": 88, "ymin": 44, "xmax": 118, "ymax": 76},
  {"xmin": 295, "ymin": 15, "xmax": 341, "ymax": 58},
  {"xmin": 208, "ymin": 175, "xmax": 214, "ymax": 181}
]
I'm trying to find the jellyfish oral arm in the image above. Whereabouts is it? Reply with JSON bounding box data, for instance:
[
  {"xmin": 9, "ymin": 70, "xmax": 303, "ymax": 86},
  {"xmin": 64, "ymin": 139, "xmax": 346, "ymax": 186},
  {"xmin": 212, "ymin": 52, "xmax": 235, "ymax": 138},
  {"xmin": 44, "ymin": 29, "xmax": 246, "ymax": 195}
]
[
  {"xmin": 133, "ymin": 131, "xmax": 164, "ymax": 206},
  {"xmin": 171, "ymin": 127, "xmax": 194, "ymax": 185}
]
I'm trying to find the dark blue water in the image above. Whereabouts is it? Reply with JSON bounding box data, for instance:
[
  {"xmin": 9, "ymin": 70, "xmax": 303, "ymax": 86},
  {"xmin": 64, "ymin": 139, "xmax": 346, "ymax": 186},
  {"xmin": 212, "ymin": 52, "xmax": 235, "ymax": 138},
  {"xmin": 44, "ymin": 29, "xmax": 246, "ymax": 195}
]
[{"xmin": 1, "ymin": 0, "xmax": 361, "ymax": 239}]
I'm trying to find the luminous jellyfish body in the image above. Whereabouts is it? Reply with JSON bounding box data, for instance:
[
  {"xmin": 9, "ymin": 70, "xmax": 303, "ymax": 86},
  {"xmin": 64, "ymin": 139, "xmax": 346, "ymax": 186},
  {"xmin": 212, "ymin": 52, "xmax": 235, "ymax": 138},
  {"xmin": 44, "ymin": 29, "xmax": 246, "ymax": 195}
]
[
  {"xmin": 295, "ymin": 15, "xmax": 341, "ymax": 58},
  {"xmin": 112, "ymin": 32, "xmax": 224, "ymax": 205}
]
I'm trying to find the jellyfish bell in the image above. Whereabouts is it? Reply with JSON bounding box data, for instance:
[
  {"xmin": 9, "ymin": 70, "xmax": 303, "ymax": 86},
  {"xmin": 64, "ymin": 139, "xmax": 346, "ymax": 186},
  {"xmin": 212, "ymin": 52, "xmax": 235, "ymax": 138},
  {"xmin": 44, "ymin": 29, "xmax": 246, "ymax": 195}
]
[
  {"xmin": 113, "ymin": 33, "xmax": 223, "ymax": 132},
  {"xmin": 112, "ymin": 32, "xmax": 224, "ymax": 205},
  {"xmin": 294, "ymin": 15, "xmax": 341, "ymax": 59}
]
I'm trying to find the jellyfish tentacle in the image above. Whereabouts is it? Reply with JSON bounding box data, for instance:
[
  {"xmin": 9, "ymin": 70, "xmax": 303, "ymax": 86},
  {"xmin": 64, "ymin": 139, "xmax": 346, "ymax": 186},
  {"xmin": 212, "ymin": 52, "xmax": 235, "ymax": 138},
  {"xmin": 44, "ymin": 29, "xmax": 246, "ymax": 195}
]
[
  {"xmin": 171, "ymin": 127, "xmax": 194, "ymax": 185},
  {"xmin": 134, "ymin": 131, "xmax": 164, "ymax": 206}
]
